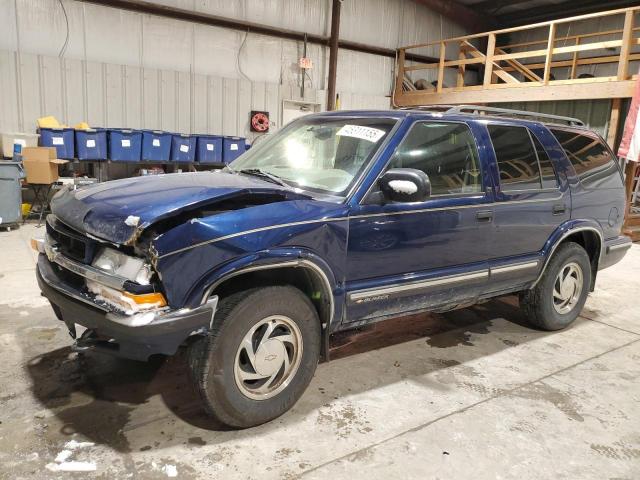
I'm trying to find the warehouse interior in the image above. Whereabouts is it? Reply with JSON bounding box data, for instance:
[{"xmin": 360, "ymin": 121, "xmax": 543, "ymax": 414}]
[{"xmin": 1, "ymin": 1, "xmax": 639, "ymax": 479}]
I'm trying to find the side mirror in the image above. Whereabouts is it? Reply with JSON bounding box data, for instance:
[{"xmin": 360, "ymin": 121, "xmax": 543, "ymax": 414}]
[{"xmin": 378, "ymin": 168, "xmax": 431, "ymax": 203}]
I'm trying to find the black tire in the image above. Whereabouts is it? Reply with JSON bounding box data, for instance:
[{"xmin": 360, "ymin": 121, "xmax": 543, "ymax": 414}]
[
  {"xmin": 187, "ymin": 286, "xmax": 321, "ymax": 428},
  {"xmin": 520, "ymin": 242, "xmax": 591, "ymax": 331}
]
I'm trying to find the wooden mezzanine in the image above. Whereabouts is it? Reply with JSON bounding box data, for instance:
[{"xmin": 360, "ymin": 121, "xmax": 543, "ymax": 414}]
[
  {"xmin": 393, "ymin": 6, "xmax": 640, "ymax": 241},
  {"xmin": 393, "ymin": 6, "xmax": 639, "ymax": 109}
]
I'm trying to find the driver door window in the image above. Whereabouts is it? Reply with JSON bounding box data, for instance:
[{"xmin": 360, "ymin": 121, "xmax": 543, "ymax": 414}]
[{"xmin": 388, "ymin": 122, "xmax": 483, "ymax": 196}]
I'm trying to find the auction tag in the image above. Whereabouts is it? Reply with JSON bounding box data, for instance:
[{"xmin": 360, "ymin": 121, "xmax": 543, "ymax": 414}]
[
  {"xmin": 121, "ymin": 139, "xmax": 131, "ymax": 147},
  {"xmin": 52, "ymin": 137, "xmax": 64, "ymax": 145},
  {"xmin": 337, "ymin": 125, "xmax": 385, "ymax": 143},
  {"xmin": 86, "ymin": 139, "xmax": 96, "ymax": 148},
  {"xmin": 180, "ymin": 145, "xmax": 189, "ymax": 152},
  {"xmin": 206, "ymin": 143, "xmax": 214, "ymax": 151},
  {"xmin": 230, "ymin": 144, "xmax": 238, "ymax": 151},
  {"xmin": 152, "ymin": 139, "xmax": 160, "ymax": 147}
]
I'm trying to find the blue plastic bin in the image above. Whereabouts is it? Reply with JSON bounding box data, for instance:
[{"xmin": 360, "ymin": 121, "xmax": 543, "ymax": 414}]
[
  {"xmin": 75, "ymin": 128, "xmax": 107, "ymax": 160},
  {"xmin": 223, "ymin": 136, "xmax": 246, "ymax": 163},
  {"xmin": 171, "ymin": 134, "xmax": 196, "ymax": 162},
  {"xmin": 39, "ymin": 128, "xmax": 75, "ymax": 159},
  {"xmin": 142, "ymin": 130, "xmax": 172, "ymax": 161},
  {"xmin": 195, "ymin": 135, "xmax": 223, "ymax": 164},
  {"xmin": 108, "ymin": 129, "xmax": 142, "ymax": 162}
]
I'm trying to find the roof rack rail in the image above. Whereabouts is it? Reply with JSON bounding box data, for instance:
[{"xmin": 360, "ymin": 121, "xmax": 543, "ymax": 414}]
[
  {"xmin": 446, "ymin": 105, "xmax": 585, "ymax": 127},
  {"xmin": 398, "ymin": 104, "xmax": 584, "ymax": 127}
]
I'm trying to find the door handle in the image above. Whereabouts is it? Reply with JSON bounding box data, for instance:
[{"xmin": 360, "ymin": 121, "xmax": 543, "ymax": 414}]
[
  {"xmin": 552, "ymin": 204, "xmax": 566, "ymax": 215},
  {"xmin": 476, "ymin": 210, "xmax": 493, "ymax": 222}
]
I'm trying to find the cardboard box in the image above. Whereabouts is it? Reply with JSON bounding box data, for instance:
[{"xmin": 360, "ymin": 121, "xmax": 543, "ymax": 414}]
[{"xmin": 22, "ymin": 147, "xmax": 68, "ymax": 184}]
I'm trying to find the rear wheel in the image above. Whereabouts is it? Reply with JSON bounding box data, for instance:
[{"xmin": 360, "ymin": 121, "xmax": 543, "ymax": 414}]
[
  {"xmin": 188, "ymin": 286, "xmax": 321, "ymax": 428},
  {"xmin": 520, "ymin": 242, "xmax": 591, "ymax": 331}
]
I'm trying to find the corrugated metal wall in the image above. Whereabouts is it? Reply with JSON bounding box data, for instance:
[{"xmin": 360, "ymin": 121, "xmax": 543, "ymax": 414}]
[{"xmin": 0, "ymin": 0, "xmax": 469, "ymax": 137}]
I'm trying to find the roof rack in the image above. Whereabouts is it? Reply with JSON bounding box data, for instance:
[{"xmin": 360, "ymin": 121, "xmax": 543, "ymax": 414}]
[{"xmin": 399, "ymin": 104, "xmax": 585, "ymax": 127}]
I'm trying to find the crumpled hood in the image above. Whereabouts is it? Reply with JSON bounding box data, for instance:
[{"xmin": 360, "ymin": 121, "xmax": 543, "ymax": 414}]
[{"xmin": 50, "ymin": 171, "xmax": 310, "ymax": 245}]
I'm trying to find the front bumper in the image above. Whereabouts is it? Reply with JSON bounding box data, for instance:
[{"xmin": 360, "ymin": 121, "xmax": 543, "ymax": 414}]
[{"xmin": 37, "ymin": 254, "xmax": 217, "ymax": 361}]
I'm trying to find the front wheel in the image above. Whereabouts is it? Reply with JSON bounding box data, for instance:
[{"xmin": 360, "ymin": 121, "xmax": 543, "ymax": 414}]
[
  {"xmin": 520, "ymin": 242, "xmax": 591, "ymax": 331},
  {"xmin": 188, "ymin": 286, "xmax": 321, "ymax": 428}
]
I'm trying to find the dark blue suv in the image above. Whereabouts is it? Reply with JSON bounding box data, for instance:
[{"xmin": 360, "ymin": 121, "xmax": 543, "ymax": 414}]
[{"xmin": 34, "ymin": 106, "xmax": 632, "ymax": 428}]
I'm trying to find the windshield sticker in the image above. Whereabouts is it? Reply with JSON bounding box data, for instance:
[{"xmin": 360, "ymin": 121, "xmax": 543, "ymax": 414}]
[{"xmin": 337, "ymin": 125, "xmax": 385, "ymax": 143}]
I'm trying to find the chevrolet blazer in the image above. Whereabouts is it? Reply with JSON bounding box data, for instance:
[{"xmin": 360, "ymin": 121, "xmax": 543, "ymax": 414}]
[{"xmin": 33, "ymin": 106, "xmax": 632, "ymax": 428}]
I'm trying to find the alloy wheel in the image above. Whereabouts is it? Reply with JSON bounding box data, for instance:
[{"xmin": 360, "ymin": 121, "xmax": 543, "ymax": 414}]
[
  {"xmin": 234, "ymin": 315, "xmax": 303, "ymax": 400},
  {"xmin": 552, "ymin": 261, "xmax": 584, "ymax": 315}
]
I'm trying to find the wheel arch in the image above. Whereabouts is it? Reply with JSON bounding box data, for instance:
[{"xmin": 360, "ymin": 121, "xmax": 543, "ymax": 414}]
[
  {"xmin": 533, "ymin": 222, "xmax": 603, "ymax": 290},
  {"xmin": 198, "ymin": 251, "xmax": 338, "ymax": 360}
]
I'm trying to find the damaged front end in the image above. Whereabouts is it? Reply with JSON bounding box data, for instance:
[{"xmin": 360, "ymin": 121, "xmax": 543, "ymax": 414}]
[
  {"xmin": 33, "ymin": 172, "xmax": 317, "ymax": 360},
  {"xmin": 33, "ymin": 215, "xmax": 217, "ymax": 361}
]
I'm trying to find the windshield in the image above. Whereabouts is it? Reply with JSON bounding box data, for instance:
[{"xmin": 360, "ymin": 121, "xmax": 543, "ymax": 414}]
[{"xmin": 230, "ymin": 116, "xmax": 397, "ymax": 195}]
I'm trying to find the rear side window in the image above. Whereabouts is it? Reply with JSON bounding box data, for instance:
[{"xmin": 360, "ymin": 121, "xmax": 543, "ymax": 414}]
[
  {"xmin": 389, "ymin": 122, "xmax": 482, "ymax": 196},
  {"xmin": 550, "ymin": 129, "xmax": 621, "ymax": 189},
  {"xmin": 488, "ymin": 125, "xmax": 551, "ymax": 191},
  {"xmin": 531, "ymin": 134, "xmax": 558, "ymax": 189}
]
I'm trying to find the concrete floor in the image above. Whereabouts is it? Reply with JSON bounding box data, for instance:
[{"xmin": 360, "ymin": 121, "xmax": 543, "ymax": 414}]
[{"xmin": 1, "ymin": 223, "xmax": 639, "ymax": 480}]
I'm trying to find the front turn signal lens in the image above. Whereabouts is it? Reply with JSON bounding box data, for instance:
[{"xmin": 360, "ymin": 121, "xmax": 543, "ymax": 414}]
[
  {"xmin": 30, "ymin": 237, "xmax": 45, "ymax": 253},
  {"xmin": 123, "ymin": 291, "xmax": 167, "ymax": 307}
]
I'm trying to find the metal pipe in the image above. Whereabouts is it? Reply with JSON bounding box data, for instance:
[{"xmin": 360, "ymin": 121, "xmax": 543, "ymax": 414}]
[
  {"xmin": 302, "ymin": 33, "xmax": 307, "ymax": 98},
  {"xmin": 72, "ymin": 0, "xmax": 468, "ymax": 68},
  {"xmin": 327, "ymin": 0, "xmax": 341, "ymax": 111}
]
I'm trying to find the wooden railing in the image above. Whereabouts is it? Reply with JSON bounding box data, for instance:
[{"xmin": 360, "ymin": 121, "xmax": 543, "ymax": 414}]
[{"xmin": 393, "ymin": 6, "xmax": 640, "ymax": 107}]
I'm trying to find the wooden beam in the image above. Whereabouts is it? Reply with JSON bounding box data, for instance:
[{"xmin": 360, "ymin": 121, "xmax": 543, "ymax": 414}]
[
  {"xmin": 495, "ymin": 47, "xmax": 542, "ymax": 81},
  {"xmin": 618, "ymin": 10, "xmax": 635, "ymax": 80},
  {"xmin": 501, "ymin": 26, "xmax": 640, "ymax": 50},
  {"xmin": 401, "ymin": 6, "xmax": 639, "ymax": 51},
  {"xmin": 608, "ymin": 98, "xmax": 622, "ymax": 148},
  {"xmin": 543, "ymin": 23, "xmax": 557, "ymax": 85},
  {"xmin": 457, "ymin": 44, "xmax": 466, "ymax": 88},
  {"xmin": 570, "ymin": 36, "xmax": 580, "ymax": 79},
  {"xmin": 394, "ymin": 80, "xmax": 636, "ymax": 105},
  {"xmin": 466, "ymin": 40, "xmax": 519, "ymax": 84},
  {"xmin": 394, "ymin": 49, "xmax": 406, "ymax": 101},
  {"xmin": 622, "ymin": 161, "xmax": 637, "ymax": 231},
  {"xmin": 437, "ymin": 42, "xmax": 446, "ymax": 92},
  {"xmin": 502, "ymin": 52, "xmax": 640, "ymax": 72}
]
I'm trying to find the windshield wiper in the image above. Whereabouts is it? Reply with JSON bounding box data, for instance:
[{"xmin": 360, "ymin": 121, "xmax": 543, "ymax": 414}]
[{"xmin": 238, "ymin": 168, "xmax": 289, "ymax": 187}]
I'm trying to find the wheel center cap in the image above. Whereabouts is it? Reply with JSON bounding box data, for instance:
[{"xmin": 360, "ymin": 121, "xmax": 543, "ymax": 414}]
[{"xmin": 254, "ymin": 339, "xmax": 286, "ymax": 376}]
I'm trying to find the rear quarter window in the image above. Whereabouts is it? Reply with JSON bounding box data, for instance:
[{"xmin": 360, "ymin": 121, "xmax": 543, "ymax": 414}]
[{"xmin": 550, "ymin": 128, "xmax": 622, "ymax": 189}]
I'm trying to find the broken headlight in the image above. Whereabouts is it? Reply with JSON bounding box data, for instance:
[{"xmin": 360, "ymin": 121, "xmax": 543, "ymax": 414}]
[{"xmin": 91, "ymin": 247, "xmax": 153, "ymax": 285}]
